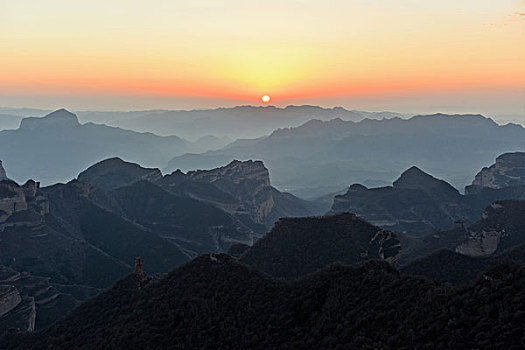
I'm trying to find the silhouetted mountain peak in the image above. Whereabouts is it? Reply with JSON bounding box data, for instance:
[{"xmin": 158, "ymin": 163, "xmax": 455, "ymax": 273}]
[
  {"xmin": 78, "ymin": 157, "xmax": 162, "ymax": 190},
  {"xmin": 394, "ymin": 166, "xmax": 433, "ymax": 187},
  {"xmin": 45, "ymin": 108, "xmax": 77, "ymax": 119},
  {"xmin": 393, "ymin": 166, "xmax": 457, "ymax": 194},
  {"xmin": 348, "ymin": 183, "xmax": 368, "ymax": 191},
  {"xmin": 19, "ymin": 108, "xmax": 80, "ymax": 130}
]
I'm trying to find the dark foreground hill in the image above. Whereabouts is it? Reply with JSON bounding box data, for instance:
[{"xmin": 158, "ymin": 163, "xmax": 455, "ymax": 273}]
[
  {"xmin": 5, "ymin": 255, "xmax": 525, "ymax": 349},
  {"xmin": 237, "ymin": 213, "xmax": 401, "ymax": 278},
  {"xmin": 401, "ymin": 244, "xmax": 525, "ymax": 285}
]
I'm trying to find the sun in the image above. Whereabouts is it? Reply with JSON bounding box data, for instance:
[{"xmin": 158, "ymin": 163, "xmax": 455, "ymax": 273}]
[{"xmin": 261, "ymin": 95, "xmax": 271, "ymax": 103}]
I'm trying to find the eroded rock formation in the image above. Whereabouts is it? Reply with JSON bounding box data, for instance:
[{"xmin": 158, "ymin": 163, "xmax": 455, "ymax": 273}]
[
  {"xmin": 0, "ymin": 180, "xmax": 49, "ymax": 230},
  {"xmin": 466, "ymin": 152, "xmax": 525, "ymax": 194},
  {"xmin": 185, "ymin": 160, "xmax": 274, "ymax": 223}
]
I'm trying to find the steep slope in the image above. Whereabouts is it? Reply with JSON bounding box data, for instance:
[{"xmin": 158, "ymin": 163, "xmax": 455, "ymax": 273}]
[
  {"xmin": 7, "ymin": 255, "xmax": 525, "ymax": 349},
  {"xmin": 0, "ymin": 109, "xmax": 193, "ymax": 185},
  {"xmin": 42, "ymin": 181, "xmax": 189, "ymax": 276},
  {"xmin": 238, "ymin": 213, "xmax": 401, "ymax": 278},
  {"xmin": 166, "ymin": 113, "xmax": 525, "ymax": 197},
  {"xmin": 106, "ymin": 180, "xmax": 254, "ymax": 255}
]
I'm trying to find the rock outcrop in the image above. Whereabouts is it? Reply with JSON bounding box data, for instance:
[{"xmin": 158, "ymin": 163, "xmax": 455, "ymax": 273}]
[
  {"xmin": 0, "ymin": 285, "xmax": 21, "ymax": 318},
  {"xmin": 466, "ymin": 152, "xmax": 525, "ymax": 194},
  {"xmin": 400, "ymin": 199, "xmax": 525, "ymax": 263},
  {"xmin": 455, "ymin": 200, "xmax": 525, "ymax": 257},
  {"xmin": 186, "ymin": 160, "xmax": 274, "ymax": 224},
  {"xmin": 0, "ymin": 161, "xmax": 7, "ymax": 181},
  {"xmin": 0, "ymin": 264, "xmax": 92, "ymax": 332},
  {"xmin": 0, "ymin": 180, "xmax": 49, "ymax": 230}
]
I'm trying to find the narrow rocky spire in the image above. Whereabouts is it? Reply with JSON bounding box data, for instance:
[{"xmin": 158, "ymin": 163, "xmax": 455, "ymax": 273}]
[{"xmin": 134, "ymin": 257, "xmax": 147, "ymax": 279}]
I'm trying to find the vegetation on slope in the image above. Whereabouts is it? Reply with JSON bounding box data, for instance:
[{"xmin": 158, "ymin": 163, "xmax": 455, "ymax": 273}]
[{"xmin": 5, "ymin": 256, "xmax": 525, "ymax": 349}]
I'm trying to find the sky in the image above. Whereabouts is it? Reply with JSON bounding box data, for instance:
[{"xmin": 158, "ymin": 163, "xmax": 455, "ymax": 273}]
[{"xmin": 0, "ymin": 0, "xmax": 524, "ymax": 120}]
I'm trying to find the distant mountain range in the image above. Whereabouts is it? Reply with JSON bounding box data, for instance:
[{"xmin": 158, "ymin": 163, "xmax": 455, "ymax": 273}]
[
  {"xmin": 167, "ymin": 113, "xmax": 525, "ymax": 198},
  {"xmin": 3, "ymin": 109, "xmax": 524, "ymax": 198},
  {"xmin": 0, "ymin": 106, "xmax": 403, "ymax": 140},
  {"xmin": 0, "ymin": 109, "xmax": 199, "ymax": 185}
]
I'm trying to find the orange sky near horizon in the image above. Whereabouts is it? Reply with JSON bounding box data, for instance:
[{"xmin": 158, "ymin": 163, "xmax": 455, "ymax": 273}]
[{"xmin": 0, "ymin": 0, "xmax": 524, "ymax": 115}]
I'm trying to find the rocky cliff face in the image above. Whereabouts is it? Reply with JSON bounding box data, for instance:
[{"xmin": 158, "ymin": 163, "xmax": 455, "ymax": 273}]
[
  {"xmin": 455, "ymin": 200, "xmax": 525, "ymax": 257},
  {"xmin": 0, "ymin": 264, "xmax": 91, "ymax": 333},
  {"xmin": 0, "ymin": 285, "xmax": 21, "ymax": 318},
  {"xmin": 466, "ymin": 152, "xmax": 525, "ymax": 194},
  {"xmin": 76, "ymin": 158, "xmax": 323, "ymax": 233},
  {"xmin": 185, "ymin": 160, "xmax": 274, "ymax": 224},
  {"xmin": 0, "ymin": 180, "xmax": 49, "ymax": 230}
]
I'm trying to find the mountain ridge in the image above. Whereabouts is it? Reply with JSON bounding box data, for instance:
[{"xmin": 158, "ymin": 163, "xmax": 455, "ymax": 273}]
[
  {"xmin": 166, "ymin": 113, "xmax": 525, "ymax": 198},
  {"xmin": 330, "ymin": 157, "xmax": 525, "ymax": 236}
]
